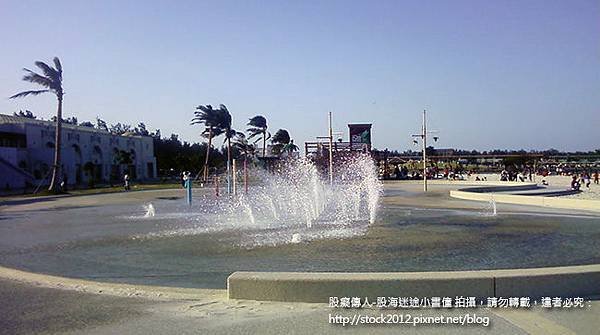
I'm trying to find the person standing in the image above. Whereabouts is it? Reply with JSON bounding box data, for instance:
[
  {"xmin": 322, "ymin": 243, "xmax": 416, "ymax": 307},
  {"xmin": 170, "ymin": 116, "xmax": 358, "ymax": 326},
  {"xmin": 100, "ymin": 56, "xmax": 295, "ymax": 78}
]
[
  {"xmin": 571, "ymin": 175, "xmax": 581, "ymax": 191},
  {"xmin": 123, "ymin": 174, "xmax": 130, "ymax": 191},
  {"xmin": 584, "ymin": 173, "xmax": 591, "ymax": 188},
  {"xmin": 594, "ymin": 171, "xmax": 599, "ymax": 185}
]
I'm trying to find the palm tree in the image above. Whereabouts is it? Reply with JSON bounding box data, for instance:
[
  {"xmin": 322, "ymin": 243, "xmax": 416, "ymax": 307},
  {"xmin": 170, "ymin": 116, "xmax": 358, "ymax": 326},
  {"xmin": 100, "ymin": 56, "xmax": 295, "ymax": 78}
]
[
  {"xmin": 247, "ymin": 115, "xmax": 270, "ymax": 157},
  {"xmin": 191, "ymin": 105, "xmax": 223, "ymax": 182},
  {"xmin": 283, "ymin": 139, "xmax": 299, "ymax": 155},
  {"xmin": 232, "ymin": 132, "xmax": 255, "ymax": 193},
  {"xmin": 271, "ymin": 129, "xmax": 299, "ymax": 157},
  {"xmin": 232, "ymin": 133, "xmax": 255, "ymax": 158},
  {"xmin": 271, "ymin": 129, "xmax": 291, "ymax": 156},
  {"xmin": 217, "ymin": 104, "xmax": 242, "ymax": 193},
  {"xmin": 10, "ymin": 57, "xmax": 63, "ymax": 192},
  {"xmin": 217, "ymin": 105, "xmax": 234, "ymax": 171}
]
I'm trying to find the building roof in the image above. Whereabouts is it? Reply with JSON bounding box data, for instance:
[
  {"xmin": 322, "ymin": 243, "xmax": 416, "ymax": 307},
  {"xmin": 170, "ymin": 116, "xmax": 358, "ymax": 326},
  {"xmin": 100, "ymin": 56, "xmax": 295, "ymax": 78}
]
[{"xmin": 0, "ymin": 113, "xmax": 143, "ymax": 137}]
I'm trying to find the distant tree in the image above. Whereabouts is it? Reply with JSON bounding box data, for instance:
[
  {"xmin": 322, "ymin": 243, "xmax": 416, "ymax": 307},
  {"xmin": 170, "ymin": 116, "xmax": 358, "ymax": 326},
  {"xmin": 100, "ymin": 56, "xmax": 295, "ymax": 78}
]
[
  {"xmin": 425, "ymin": 146, "xmax": 436, "ymax": 156},
  {"xmin": 136, "ymin": 122, "xmax": 149, "ymax": 136},
  {"xmin": 109, "ymin": 123, "xmax": 133, "ymax": 135},
  {"xmin": 232, "ymin": 133, "xmax": 255, "ymax": 158},
  {"xmin": 247, "ymin": 115, "xmax": 270, "ymax": 157},
  {"xmin": 283, "ymin": 139, "xmax": 299, "ymax": 154},
  {"xmin": 79, "ymin": 121, "xmax": 94, "ymax": 128},
  {"xmin": 96, "ymin": 117, "xmax": 108, "ymax": 131},
  {"xmin": 9, "ymin": 57, "xmax": 63, "ymax": 193},
  {"xmin": 271, "ymin": 129, "xmax": 291, "ymax": 156},
  {"xmin": 152, "ymin": 132, "xmax": 225, "ymax": 178},
  {"xmin": 114, "ymin": 149, "xmax": 134, "ymax": 177},
  {"xmin": 191, "ymin": 105, "xmax": 225, "ymax": 181},
  {"xmin": 13, "ymin": 110, "xmax": 36, "ymax": 119},
  {"xmin": 62, "ymin": 116, "xmax": 78, "ymax": 125},
  {"xmin": 217, "ymin": 105, "xmax": 243, "ymax": 181}
]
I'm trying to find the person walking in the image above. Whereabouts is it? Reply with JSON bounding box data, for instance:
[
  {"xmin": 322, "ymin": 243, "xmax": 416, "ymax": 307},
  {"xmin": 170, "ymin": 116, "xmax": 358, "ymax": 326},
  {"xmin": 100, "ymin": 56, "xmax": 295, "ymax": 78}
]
[{"xmin": 594, "ymin": 171, "xmax": 599, "ymax": 185}]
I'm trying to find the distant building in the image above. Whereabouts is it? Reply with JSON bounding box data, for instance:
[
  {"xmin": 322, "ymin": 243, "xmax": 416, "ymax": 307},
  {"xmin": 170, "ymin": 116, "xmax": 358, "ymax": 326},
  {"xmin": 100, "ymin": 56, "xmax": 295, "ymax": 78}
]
[
  {"xmin": 434, "ymin": 148, "xmax": 455, "ymax": 156},
  {"xmin": 0, "ymin": 114, "xmax": 156, "ymax": 190},
  {"xmin": 348, "ymin": 123, "xmax": 372, "ymax": 152},
  {"xmin": 305, "ymin": 123, "xmax": 372, "ymax": 156}
]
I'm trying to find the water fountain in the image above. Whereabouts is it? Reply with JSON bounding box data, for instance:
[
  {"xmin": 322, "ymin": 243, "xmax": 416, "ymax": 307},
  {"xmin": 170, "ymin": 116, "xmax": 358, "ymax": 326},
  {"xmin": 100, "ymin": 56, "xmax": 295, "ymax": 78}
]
[
  {"xmin": 481, "ymin": 198, "xmax": 497, "ymax": 217},
  {"xmin": 170, "ymin": 154, "xmax": 384, "ymax": 246},
  {"xmin": 2, "ymin": 154, "xmax": 600, "ymax": 290},
  {"xmin": 490, "ymin": 198, "xmax": 497, "ymax": 216},
  {"xmin": 144, "ymin": 203, "xmax": 156, "ymax": 217}
]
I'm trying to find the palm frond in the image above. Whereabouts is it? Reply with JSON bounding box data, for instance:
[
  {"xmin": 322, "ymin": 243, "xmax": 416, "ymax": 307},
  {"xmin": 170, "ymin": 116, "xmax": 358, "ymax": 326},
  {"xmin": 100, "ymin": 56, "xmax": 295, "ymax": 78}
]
[
  {"xmin": 53, "ymin": 57, "xmax": 62, "ymax": 76},
  {"xmin": 202, "ymin": 127, "xmax": 224, "ymax": 138},
  {"xmin": 247, "ymin": 131, "xmax": 261, "ymax": 139},
  {"xmin": 247, "ymin": 115, "xmax": 267, "ymax": 129},
  {"xmin": 34, "ymin": 61, "xmax": 59, "ymax": 79},
  {"xmin": 272, "ymin": 129, "xmax": 290, "ymax": 144},
  {"xmin": 22, "ymin": 70, "xmax": 54, "ymax": 88},
  {"xmin": 9, "ymin": 89, "xmax": 50, "ymax": 99},
  {"xmin": 216, "ymin": 106, "xmax": 232, "ymax": 130}
]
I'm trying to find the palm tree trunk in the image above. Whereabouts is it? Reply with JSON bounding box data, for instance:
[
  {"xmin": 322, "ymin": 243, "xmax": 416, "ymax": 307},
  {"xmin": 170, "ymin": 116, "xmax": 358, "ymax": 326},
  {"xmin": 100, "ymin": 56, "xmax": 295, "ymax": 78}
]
[
  {"xmin": 48, "ymin": 95, "xmax": 63, "ymax": 192},
  {"xmin": 203, "ymin": 128, "xmax": 212, "ymax": 182},
  {"xmin": 262, "ymin": 131, "xmax": 266, "ymax": 157}
]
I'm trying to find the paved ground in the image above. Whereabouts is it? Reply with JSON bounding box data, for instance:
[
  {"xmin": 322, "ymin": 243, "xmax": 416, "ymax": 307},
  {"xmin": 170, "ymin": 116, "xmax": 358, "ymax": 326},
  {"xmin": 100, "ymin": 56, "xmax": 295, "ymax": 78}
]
[
  {"xmin": 1, "ymin": 277, "xmax": 599, "ymax": 335},
  {"xmin": 1, "ymin": 183, "xmax": 599, "ymax": 334}
]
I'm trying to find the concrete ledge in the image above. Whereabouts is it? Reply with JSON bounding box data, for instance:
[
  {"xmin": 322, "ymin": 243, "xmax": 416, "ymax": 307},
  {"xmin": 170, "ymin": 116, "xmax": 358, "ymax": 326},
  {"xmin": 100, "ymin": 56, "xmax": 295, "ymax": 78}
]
[
  {"xmin": 228, "ymin": 271, "xmax": 494, "ymax": 302},
  {"xmin": 228, "ymin": 265, "xmax": 600, "ymax": 302},
  {"xmin": 456, "ymin": 183, "xmax": 539, "ymax": 193},
  {"xmin": 386, "ymin": 180, "xmax": 536, "ymax": 187},
  {"xmin": 0, "ymin": 265, "xmax": 224, "ymax": 301},
  {"xmin": 450, "ymin": 189, "xmax": 600, "ymax": 213},
  {"xmin": 495, "ymin": 266, "xmax": 600, "ymax": 298}
]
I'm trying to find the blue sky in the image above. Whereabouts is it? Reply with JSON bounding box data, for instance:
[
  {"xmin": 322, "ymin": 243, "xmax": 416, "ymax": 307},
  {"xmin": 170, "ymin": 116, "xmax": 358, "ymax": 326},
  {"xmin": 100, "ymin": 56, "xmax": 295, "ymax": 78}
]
[{"xmin": 0, "ymin": 0, "xmax": 598, "ymax": 151}]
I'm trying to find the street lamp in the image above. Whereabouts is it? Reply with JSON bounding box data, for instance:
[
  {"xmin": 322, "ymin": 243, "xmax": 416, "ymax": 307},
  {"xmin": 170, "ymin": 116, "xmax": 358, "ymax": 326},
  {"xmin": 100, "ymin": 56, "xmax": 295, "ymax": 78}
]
[{"xmin": 411, "ymin": 109, "xmax": 439, "ymax": 192}]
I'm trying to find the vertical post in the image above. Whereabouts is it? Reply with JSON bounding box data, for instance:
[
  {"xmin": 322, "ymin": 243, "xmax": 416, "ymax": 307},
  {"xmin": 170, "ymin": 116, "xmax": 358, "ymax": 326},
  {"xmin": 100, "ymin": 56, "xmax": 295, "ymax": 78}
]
[
  {"xmin": 215, "ymin": 176, "xmax": 219, "ymax": 197},
  {"xmin": 244, "ymin": 157, "xmax": 248, "ymax": 194},
  {"xmin": 423, "ymin": 109, "xmax": 428, "ymax": 192},
  {"xmin": 232, "ymin": 159, "xmax": 237, "ymax": 195},
  {"xmin": 185, "ymin": 177, "xmax": 192, "ymax": 206},
  {"xmin": 328, "ymin": 111, "xmax": 334, "ymax": 186},
  {"xmin": 226, "ymin": 159, "xmax": 231, "ymax": 194}
]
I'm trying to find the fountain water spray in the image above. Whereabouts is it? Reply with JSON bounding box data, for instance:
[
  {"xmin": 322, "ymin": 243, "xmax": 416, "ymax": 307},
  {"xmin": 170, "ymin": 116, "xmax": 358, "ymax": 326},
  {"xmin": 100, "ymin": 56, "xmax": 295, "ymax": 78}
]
[
  {"xmin": 144, "ymin": 203, "xmax": 156, "ymax": 217},
  {"xmin": 144, "ymin": 154, "xmax": 382, "ymax": 247},
  {"xmin": 481, "ymin": 198, "xmax": 497, "ymax": 217}
]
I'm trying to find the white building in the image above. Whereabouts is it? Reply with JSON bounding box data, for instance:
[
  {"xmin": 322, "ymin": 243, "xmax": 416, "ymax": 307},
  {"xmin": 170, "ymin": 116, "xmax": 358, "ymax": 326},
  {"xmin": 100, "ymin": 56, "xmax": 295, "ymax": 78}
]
[{"xmin": 0, "ymin": 114, "xmax": 156, "ymax": 190}]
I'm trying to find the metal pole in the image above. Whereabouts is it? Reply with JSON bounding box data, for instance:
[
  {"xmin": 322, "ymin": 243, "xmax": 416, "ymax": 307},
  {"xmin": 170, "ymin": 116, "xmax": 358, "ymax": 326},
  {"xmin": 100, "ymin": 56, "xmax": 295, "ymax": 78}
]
[
  {"xmin": 186, "ymin": 177, "xmax": 192, "ymax": 206},
  {"xmin": 328, "ymin": 111, "xmax": 334, "ymax": 185},
  {"xmin": 244, "ymin": 157, "xmax": 248, "ymax": 194},
  {"xmin": 423, "ymin": 109, "xmax": 428, "ymax": 192},
  {"xmin": 232, "ymin": 159, "xmax": 237, "ymax": 195}
]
